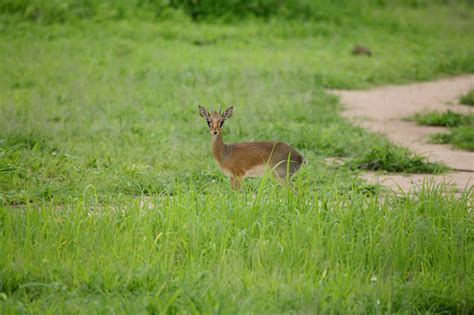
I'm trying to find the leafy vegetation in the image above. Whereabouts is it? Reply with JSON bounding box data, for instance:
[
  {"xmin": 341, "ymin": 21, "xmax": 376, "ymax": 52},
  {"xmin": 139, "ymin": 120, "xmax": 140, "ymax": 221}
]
[
  {"xmin": 1, "ymin": 1, "xmax": 474, "ymax": 313},
  {"xmin": 409, "ymin": 111, "xmax": 474, "ymax": 151}
]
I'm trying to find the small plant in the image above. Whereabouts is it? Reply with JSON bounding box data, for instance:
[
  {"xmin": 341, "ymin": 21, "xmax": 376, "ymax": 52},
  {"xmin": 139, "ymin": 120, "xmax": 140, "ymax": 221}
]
[
  {"xmin": 460, "ymin": 89, "xmax": 474, "ymax": 106},
  {"xmin": 348, "ymin": 145, "xmax": 446, "ymax": 173}
]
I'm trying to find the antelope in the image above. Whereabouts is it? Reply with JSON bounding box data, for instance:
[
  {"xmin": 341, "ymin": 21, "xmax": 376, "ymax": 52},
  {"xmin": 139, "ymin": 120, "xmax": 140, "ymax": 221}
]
[{"xmin": 198, "ymin": 105, "xmax": 304, "ymax": 190}]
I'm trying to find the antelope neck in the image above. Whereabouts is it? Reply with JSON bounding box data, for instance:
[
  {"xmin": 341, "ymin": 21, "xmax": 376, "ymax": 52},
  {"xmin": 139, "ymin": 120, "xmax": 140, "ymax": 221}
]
[{"xmin": 211, "ymin": 133, "xmax": 226, "ymax": 163}]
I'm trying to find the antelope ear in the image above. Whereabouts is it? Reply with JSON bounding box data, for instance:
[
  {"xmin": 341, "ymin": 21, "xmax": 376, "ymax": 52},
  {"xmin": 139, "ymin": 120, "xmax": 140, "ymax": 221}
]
[
  {"xmin": 198, "ymin": 105, "xmax": 209, "ymax": 119},
  {"xmin": 222, "ymin": 106, "xmax": 233, "ymax": 120}
]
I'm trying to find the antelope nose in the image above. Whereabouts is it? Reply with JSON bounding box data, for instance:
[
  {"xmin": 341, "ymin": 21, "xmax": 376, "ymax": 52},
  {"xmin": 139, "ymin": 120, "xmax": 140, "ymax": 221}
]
[{"xmin": 213, "ymin": 131, "xmax": 218, "ymax": 135}]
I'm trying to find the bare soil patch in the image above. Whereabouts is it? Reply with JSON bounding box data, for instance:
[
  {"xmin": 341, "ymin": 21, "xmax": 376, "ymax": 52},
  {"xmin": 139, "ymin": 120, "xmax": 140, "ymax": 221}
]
[{"xmin": 331, "ymin": 75, "xmax": 474, "ymax": 192}]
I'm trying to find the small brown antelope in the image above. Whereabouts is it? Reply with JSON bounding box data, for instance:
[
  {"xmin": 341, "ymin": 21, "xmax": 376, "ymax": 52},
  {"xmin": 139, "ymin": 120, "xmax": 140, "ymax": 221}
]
[{"xmin": 199, "ymin": 105, "xmax": 304, "ymax": 190}]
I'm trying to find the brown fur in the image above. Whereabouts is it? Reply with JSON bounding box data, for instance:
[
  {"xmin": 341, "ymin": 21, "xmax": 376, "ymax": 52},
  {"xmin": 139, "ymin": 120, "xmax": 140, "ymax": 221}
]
[
  {"xmin": 199, "ymin": 106, "xmax": 304, "ymax": 190},
  {"xmin": 351, "ymin": 45, "xmax": 372, "ymax": 56}
]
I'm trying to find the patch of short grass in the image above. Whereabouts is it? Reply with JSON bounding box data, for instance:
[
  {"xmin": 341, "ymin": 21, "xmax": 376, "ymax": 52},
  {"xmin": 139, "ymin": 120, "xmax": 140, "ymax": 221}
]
[
  {"xmin": 431, "ymin": 126, "xmax": 474, "ymax": 151},
  {"xmin": 409, "ymin": 110, "xmax": 474, "ymax": 151},
  {"xmin": 410, "ymin": 110, "xmax": 474, "ymax": 127},
  {"xmin": 348, "ymin": 145, "xmax": 447, "ymax": 173},
  {"xmin": 460, "ymin": 89, "xmax": 474, "ymax": 106}
]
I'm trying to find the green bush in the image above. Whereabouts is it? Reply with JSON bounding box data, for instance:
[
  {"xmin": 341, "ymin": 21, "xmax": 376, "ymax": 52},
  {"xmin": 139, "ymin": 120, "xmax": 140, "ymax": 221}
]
[{"xmin": 169, "ymin": 0, "xmax": 361, "ymax": 20}]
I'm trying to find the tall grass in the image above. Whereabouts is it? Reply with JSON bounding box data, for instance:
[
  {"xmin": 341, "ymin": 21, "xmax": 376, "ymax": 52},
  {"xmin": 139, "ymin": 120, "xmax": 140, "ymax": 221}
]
[{"xmin": 1, "ymin": 183, "xmax": 473, "ymax": 313}]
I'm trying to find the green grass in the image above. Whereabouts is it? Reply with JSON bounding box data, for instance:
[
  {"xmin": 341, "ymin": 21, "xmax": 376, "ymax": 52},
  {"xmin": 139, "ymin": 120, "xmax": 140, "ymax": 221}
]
[
  {"xmin": 409, "ymin": 111, "xmax": 474, "ymax": 151},
  {"xmin": 347, "ymin": 145, "xmax": 447, "ymax": 173},
  {"xmin": 460, "ymin": 89, "xmax": 474, "ymax": 106},
  {"xmin": 1, "ymin": 185, "xmax": 473, "ymax": 314},
  {"xmin": 1, "ymin": 3, "xmax": 474, "ymax": 313},
  {"xmin": 410, "ymin": 110, "xmax": 474, "ymax": 127},
  {"xmin": 432, "ymin": 126, "xmax": 474, "ymax": 151}
]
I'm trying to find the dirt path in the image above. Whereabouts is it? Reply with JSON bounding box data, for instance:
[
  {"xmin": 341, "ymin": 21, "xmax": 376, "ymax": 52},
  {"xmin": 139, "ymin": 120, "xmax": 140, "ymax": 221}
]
[{"xmin": 331, "ymin": 74, "xmax": 474, "ymax": 192}]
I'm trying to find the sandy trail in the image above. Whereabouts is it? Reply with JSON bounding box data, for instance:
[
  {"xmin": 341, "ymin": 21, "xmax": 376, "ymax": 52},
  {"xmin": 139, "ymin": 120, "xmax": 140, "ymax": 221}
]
[{"xmin": 331, "ymin": 74, "xmax": 474, "ymax": 192}]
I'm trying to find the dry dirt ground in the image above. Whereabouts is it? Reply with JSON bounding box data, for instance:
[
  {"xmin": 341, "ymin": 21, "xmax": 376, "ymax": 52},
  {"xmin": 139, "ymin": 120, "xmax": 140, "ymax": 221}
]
[{"xmin": 331, "ymin": 74, "xmax": 474, "ymax": 193}]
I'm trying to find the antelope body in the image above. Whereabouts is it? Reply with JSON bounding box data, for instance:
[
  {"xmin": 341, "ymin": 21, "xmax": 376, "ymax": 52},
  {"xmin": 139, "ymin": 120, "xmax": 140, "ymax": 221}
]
[{"xmin": 199, "ymin": 106, "xmax": 304, "ymax": 190}]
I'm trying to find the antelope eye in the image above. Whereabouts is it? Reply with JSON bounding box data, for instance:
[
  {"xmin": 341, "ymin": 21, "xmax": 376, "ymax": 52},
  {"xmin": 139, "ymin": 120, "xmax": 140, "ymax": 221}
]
[
  {"xmin": 219, "ymin": 121, "xmax": 224, "ymax": 127},
  {"xmin": 207, "ymin": 120, "xmax": 211, "ymax": 127}
]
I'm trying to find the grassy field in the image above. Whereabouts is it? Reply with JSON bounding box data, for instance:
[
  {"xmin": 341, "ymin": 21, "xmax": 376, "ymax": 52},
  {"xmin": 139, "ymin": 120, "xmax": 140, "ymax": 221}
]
[{"xmin": 1, "ymin": 2, "xmax": 474, "ymax": 314}]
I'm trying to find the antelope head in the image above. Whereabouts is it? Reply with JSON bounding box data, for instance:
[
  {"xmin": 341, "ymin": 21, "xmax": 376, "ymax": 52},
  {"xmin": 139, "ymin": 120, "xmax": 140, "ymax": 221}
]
[{"xmin": 198, "ymin": 105, "xmax": 233, "ymax": 136}]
